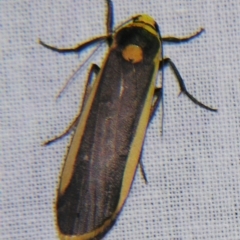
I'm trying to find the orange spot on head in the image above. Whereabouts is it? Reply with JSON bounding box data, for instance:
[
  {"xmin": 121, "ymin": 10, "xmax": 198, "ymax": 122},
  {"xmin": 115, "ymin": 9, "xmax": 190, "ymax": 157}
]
[{"xmin": 122, "ymin": 44, "xmax": 143, "ymax": 63}]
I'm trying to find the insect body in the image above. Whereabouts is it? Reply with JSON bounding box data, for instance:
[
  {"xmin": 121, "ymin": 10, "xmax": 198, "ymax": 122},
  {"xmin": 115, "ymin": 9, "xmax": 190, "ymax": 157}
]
[{"xmin": 40, "ymin": 1, "xmax": 216, "ymax": 239}]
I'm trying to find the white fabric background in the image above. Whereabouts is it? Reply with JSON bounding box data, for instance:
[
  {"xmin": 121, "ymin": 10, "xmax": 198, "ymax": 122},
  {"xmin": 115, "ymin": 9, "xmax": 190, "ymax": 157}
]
[{"xmin": 1, "ymin": 0, "xmax": 240, "ymax": 239}]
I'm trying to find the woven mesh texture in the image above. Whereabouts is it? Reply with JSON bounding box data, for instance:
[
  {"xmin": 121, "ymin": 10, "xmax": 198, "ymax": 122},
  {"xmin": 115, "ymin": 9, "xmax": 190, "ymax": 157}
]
[{"xmin": 1, "ymin": 0, "xmax": 240, "ymax": 239}]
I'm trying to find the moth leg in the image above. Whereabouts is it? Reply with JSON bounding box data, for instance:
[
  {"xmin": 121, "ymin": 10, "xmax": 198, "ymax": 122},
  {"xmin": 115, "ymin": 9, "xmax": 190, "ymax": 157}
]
[
  {"xmin": 150, "ymin": 87, "xmax": 162, "ymax": 122},
  {"xmin": 39, "ymin": 36, "xmax": 107, "ymax": 54},
  {"xmin": 138, "ymin": 87, "xmax": 163, "ymax": 183},
  {"xmin": 44, "ymin": 64, "xmax": 100, "ymax": 145},
  {"xmin": 82, "ymin": 64, "xmax": 100, "ymax": 107},
  {"xmin": 44, "ymin": 115, "xmax": 79, "ymax": 146},
  {"xmin": 159, "ymin": 58, "xmax": 217, "ymax": 111},
  {"xmin": 162, "ymin": 28, "xmax": 204, "ymax": 43},
  {"xmin": 106, "ymin": 0, "xmax": 114, "ymax": 35},
  {"xmin": 139, "ymin": 155, "xmax": 148, "ymax": 183}
]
